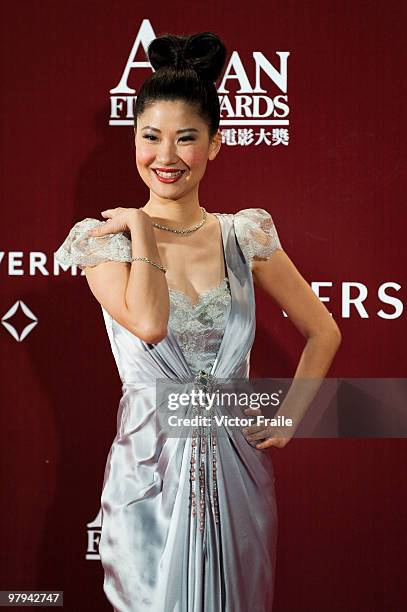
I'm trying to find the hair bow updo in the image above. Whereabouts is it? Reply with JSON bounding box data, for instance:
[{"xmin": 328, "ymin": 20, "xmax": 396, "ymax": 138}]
[{"xmin": 147, "ymin": 32, "xmax": 227, "ymax": 83}]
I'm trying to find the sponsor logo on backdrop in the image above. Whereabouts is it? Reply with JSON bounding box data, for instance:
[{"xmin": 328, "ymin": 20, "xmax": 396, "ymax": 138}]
[
  {"xmin": 86, "ymin": 509, "xmax": 101, "ymax": 560},
  {"xmin": 1, "ymin": 300, "xmax": 38, "ymax": 340},
  {"xmin": 109, "ymin": 19, "xmax": 290, "ymax": 147}
]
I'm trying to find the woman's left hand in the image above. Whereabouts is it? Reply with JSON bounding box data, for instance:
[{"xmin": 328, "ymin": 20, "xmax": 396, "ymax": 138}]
[
  {"xmin": 242, "ymin": 407, "xmax": 293, "ymax": 450},
  {"xmin": 87, "ymin": 206, "xmax": 149, "ymax": 236}
]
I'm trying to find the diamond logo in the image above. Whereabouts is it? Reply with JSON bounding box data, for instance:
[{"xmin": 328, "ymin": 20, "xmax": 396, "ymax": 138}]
[{"xmin": 2, "ymin": 300, "xmax": 38, "ymax": 341}]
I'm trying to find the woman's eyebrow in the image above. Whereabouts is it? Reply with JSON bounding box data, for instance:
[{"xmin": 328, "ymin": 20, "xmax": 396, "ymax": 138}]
[{"xmin": 141, "ymin": 126, "xmax": 199, "ymax": 133}]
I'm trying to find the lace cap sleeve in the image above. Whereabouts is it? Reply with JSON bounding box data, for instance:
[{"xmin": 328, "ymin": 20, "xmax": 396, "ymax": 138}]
[
  {"xmin": 234, "ymin": 208, "xmax": 283, "ymax": 269},
  {"xmin": 55, "ymin": 217, "xmax": 132, "ymax": 270}
]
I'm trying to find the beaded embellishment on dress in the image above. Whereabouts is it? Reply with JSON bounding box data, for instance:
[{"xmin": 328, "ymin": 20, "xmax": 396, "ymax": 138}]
[{"xmin": 190, "ymin": 369, "xmax": 220, "ymax": 531}]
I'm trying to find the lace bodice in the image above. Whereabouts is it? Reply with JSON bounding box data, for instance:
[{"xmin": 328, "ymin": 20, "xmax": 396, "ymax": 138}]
[{"xmin": 168, "ymin": 277, "xmax": 231, "ymax": 374}]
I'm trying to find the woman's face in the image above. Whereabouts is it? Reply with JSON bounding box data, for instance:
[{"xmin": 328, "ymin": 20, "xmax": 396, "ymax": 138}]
[{"xmin": 135, "ymin": 100, "xmax": 221, "ymax": 200}]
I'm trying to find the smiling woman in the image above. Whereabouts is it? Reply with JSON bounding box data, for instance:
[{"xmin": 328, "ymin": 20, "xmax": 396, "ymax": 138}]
[{"xmin": 55, "ymin": 30, "xmax": 341, "ymax": 612}]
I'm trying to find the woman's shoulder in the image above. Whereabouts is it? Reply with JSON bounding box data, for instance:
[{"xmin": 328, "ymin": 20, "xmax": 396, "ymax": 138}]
[
  {"xmin": 231, "ymin": 207, "xmax": 283, "ymax": 268},
  {"xmin": 233, "ymin": 207, "xmax": 276, "ymax": 222},
  {"xmin": 55, "ymin": 216, "xmax": 132, "ymax": 270},
  {"xmin": 212, "ymin": 207, "xmax": 275, "ymax": 221}
]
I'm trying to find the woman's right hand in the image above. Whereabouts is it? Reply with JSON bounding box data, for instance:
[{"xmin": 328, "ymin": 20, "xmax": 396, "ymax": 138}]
[{"xmin": 87, "ymin": 206, "xmax": 151, "ymax": 237}]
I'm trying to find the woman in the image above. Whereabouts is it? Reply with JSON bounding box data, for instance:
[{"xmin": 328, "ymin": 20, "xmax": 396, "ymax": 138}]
[{"xmin": 55, "ymin": 32, "xmax": 341, "ymax": 612}]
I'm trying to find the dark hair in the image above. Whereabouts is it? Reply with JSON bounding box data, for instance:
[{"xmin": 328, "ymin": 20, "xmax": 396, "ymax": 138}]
[{"xmin": 134, "ymin": 32, "xmax": 227, "ymax": 140}]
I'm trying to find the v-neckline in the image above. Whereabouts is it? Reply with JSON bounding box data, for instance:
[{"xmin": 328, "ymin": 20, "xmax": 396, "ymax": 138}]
[
  {"xmin": 168, "ymin": 276, "xmax": 229, "ymax": 309},
  {"xmin": 165, "ymin": 212, "xmax": 229, "ymax": 308},
  {"xmin": 165, "ymin": 212, "xmax": 235, "ymax": 378}
]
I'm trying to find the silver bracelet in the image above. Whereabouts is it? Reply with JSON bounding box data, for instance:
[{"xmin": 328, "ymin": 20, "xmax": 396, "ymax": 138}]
[{"xmin": 130, "ymin": 256, "xmax": 167, "ymax": 274}]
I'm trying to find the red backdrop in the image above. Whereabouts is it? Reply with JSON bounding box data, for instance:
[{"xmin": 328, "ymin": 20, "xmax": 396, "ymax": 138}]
[{"xmin": 1, "ymin": 2, "xmax": 406, "ymax": 611}]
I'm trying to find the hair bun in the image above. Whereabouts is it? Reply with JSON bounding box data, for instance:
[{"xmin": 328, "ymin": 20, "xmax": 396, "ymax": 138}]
[{"xmin": 148, "ymin": 32, "xmax": 227, "ymax": 83}]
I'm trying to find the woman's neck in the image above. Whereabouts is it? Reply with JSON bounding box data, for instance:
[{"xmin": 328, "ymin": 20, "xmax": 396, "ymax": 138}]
[{"xmin": 142, "ymin": 198, "xmax": 203, "ymax": 226}]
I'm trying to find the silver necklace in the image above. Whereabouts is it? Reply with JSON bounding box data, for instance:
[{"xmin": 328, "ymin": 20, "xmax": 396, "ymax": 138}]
[{"xmin": 145, "ymin": 206, "xmax": 207, "ymax": 235}]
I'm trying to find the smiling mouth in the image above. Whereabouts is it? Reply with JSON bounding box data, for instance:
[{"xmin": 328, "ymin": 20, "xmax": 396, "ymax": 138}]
[{"xmin": 153, "ymin": 169, "xmax": 185, "ymax": 178}]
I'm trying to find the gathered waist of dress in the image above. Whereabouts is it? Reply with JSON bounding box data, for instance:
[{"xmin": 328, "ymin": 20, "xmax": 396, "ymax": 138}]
[
  {"xmin": 121, "ymin": 377, "xmax": 192, "ymax": 394},
  {"xmin": 121, "ymin": 380, "xmax": 158, "ymax": 392},
  {"xmin": 121, "ymin": 368, "xmax": 251, "ymax": 394}
]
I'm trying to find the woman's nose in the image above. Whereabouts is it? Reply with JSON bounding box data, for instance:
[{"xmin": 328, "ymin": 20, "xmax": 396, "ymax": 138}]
[{"xmin": 156, "ymin": 141, "xmax": 178, "ymax": 162}]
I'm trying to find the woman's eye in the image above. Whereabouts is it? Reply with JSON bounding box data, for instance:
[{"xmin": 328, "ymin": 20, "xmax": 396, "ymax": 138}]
[{"xmin": 142, "ymin": 135, "xmax": 195, "ymax": 142}]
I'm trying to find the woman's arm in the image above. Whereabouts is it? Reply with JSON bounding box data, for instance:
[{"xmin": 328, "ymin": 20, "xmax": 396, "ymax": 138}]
[
  {"xmin": 243, "ymin": 250, "xmax": 342, "ymax": 449},
  {"xmin": 84, "ymin": 208, "xmax": 170, "ymax": 343}
]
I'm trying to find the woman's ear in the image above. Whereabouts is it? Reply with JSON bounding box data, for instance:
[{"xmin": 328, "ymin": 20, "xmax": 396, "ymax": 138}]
[{"xmin": 208, "ymin": 129, "xmax": 222, "ymax": 161}]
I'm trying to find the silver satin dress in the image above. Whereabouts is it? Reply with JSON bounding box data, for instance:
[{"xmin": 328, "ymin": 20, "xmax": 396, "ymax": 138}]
[{"xmin": 55, "ymin": 208, "xmax": 283, "ymax": 612}]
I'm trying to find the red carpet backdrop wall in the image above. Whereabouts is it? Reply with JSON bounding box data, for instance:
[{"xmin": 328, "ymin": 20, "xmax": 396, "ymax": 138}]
[{"xmin": 1, "ymin": 2, "xmax": 406, "ymax": 611}]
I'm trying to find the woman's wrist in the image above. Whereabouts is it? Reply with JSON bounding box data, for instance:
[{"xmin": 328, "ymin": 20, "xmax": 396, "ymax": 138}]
[
  {"xmin": 128, "ymin": 214, "xmax": 156, "ymax": 242},
  {"xmin": 127, "ymin": 209, "xmax": 146, "ymax": 231},
  {"xmin": 127, "ymin": 213, "xmax": 163, "ymax": 265}
]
